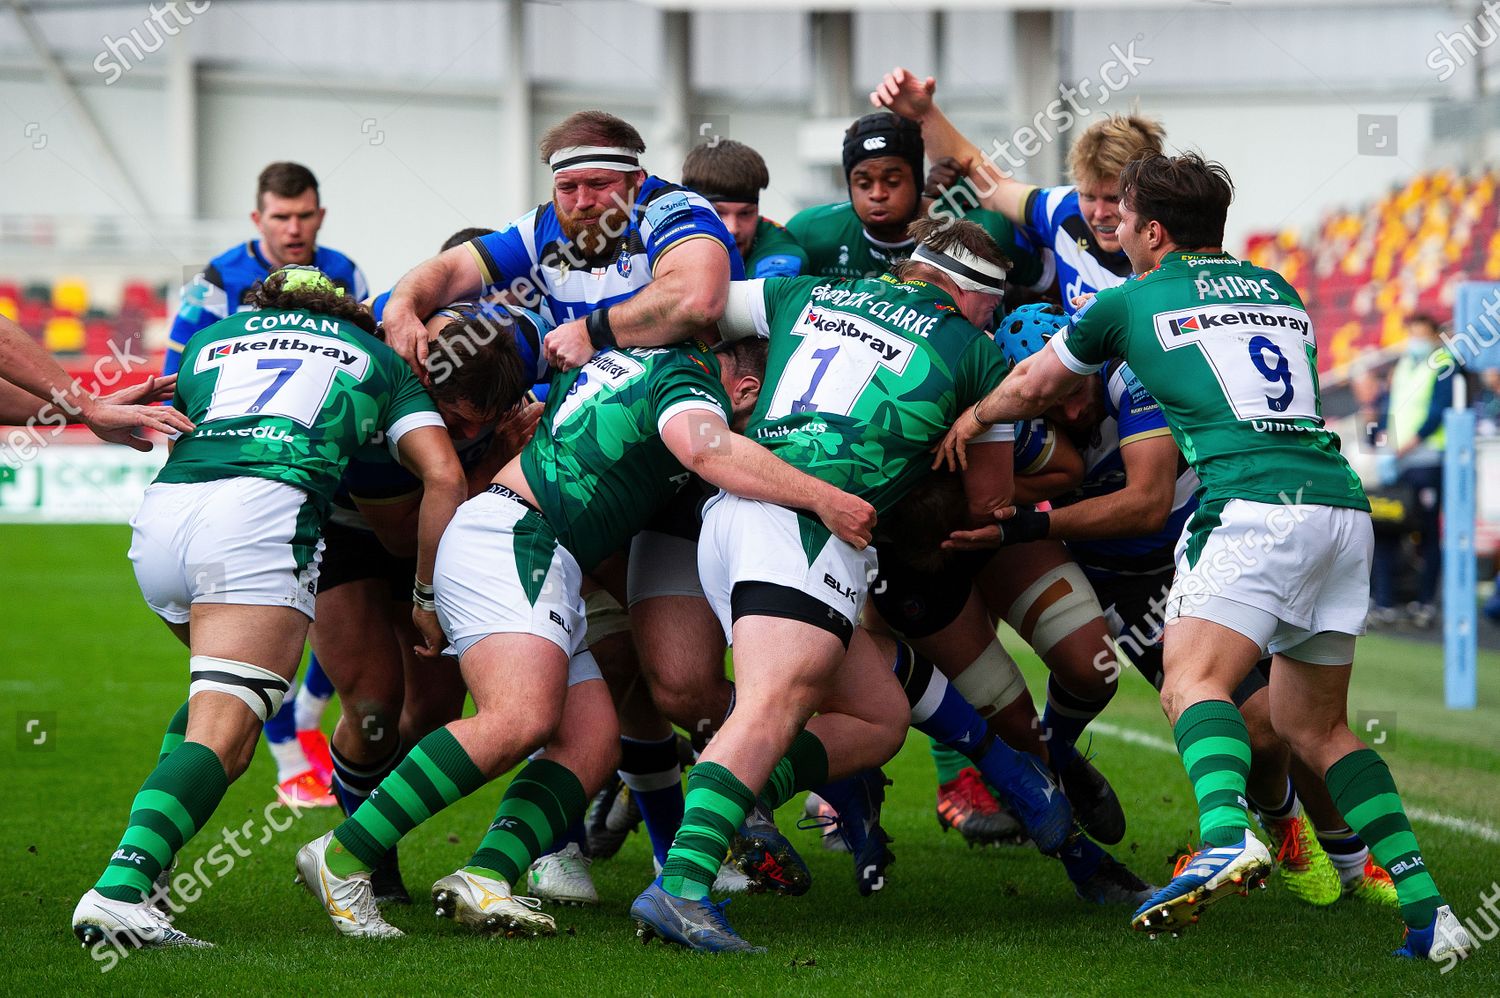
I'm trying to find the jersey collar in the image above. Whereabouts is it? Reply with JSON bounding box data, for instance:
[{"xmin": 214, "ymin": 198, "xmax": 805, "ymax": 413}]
[
  {"xmin": 880, "ymin": 273, "xmax": 959, "ymax": 310},
  {"xmin": 249, "ymin": 239, "xmax": 317, "ymax": 273}
]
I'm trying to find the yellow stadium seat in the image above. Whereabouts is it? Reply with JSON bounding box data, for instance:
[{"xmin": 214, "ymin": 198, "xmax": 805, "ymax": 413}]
[
  {"xmin": 44, "ymin": 314, "xmax": 85, "ymax": 353},
  {"xmin": 51, "ymin": 276, "xmax": 88, "ymax": 315},
  {"xmin": 0, "ymin": 296, "xmax": 16, "ymax": 322}
]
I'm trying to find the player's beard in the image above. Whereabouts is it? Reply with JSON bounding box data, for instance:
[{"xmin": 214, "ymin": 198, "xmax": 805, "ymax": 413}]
[{"xmin": 556, "ymin": 195, "xmax": 633, "ymax": 260}]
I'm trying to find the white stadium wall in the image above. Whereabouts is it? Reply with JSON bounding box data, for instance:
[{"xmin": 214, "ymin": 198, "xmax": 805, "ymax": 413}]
[{"xmin": 0, "ymin": 2, "xmax": 1478, "ymax": 289}]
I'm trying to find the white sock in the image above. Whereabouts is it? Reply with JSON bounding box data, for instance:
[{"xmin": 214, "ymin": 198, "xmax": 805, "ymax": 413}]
[
  {"xmin": 293, "ymin": 687, "xmax": 331, "ymax": 732},
  {"xmin": 269, "ymin": 738, "xmax": 310, "ymax": 783}
]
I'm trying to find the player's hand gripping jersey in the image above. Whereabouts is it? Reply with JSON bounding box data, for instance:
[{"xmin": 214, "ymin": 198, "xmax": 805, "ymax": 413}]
[
  {"xmin": 157, "ymin": 307, "xmax": 443, "ymax": 521},
  {"xmin": 520, "ymin": 340, "xmax": 732, "ymax": 572},
  {"xmin": 734, "ymin": 273, "xmax": 1012, "ymax": 514},
  {"xmin": 1052, "ymin": 251, "xmax": 1369, "ymax": 534}
]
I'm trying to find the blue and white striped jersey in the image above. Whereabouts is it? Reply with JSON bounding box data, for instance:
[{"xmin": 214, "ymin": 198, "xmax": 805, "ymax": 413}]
[
  {"xmin": 1022, "ymin": 185, "xmax": 1133, "ymax": 314},
  {"xmin": 163, "ymin": 241, "xmax": 367, "ymax": 375},
  {"xmin": 1054, "ymin": 360, "xmax": 1198, "ymax": 574},
  {"xmin": 465, "ymin": 176, "xmax": 744, "ymax": 326}
]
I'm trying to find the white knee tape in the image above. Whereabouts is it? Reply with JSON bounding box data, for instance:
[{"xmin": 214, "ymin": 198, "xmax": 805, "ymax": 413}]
[
  {"xmin": 584, "ymin": 589, "xmax": 632, "ymax": 645},
  {"xmin": 1005, "ymin": 561, "xmax": 1102, "ymax": 658},
  {"xmin": 951, "ymin": 640, "xmax": 1028, "ymax": 720},
  {"xmin": 188, "ymin": 655, "xmax": 291, "ymax": 723}
]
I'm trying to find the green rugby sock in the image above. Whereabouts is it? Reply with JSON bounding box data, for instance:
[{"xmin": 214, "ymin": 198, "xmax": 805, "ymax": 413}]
[
  {"xmin": 156, "ymin": 701, "xmax": 190, "ymax": 765},
  {"xmin": 931, "ymin": 741, "xmax": 968, "ymax": 784},
  {"xmin": 328, "ymin": 726, "xmax": 486, "ymax": 876},
  {"xmin": 759, "ymin": 731, "xmax": 830, "ymax": 811},
  {"xmin": 1325, "ymin": 748, "xmax": 1443, "ymax": 927},
  {"xmin": 466, "ymin": 758, "xmax": 587, "ymax": 886},
  {"xmin": 94, "ymin": 742, "xmax": 229, "ymax": 903},
  {"xmin": 660, "ymin": 762, "xmax": 755, "ymax": 901},
  {"xmin": 1173, "ymin": 700, "xmax": 1252, "ymax": 848}
]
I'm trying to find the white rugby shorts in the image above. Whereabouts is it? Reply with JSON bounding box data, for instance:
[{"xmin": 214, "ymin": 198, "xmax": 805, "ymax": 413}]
[
  {"xmin": 130, "ymin": 476, "xmax": 323, "ymax": 623},
  {"xmin": 432, "ymin": 487, "xmax": 602, "ymax": 686},
  {"xmin": 1165, "ymin": 499, "xmax": 1372, "ymax": 662},
  {"xmin": 696, "ymin": 491, "xmax": 877, "ymax": 643}
]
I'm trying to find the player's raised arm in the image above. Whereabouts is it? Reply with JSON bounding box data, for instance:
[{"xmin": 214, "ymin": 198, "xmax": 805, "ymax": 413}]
[
  {"xmin": 383, "ymin": 245, "xmax": 489, "ymax": 378},
  {"xmin": 660, "ymin": 408, "xmax": 876, "ymax": 549},
  {"xmin": 870, "ymin": 67, "xmax": 1036, "ymax": 225}
]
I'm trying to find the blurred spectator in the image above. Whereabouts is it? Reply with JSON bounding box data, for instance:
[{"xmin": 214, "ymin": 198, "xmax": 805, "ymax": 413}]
[{"xmin": 1370, "ymin": 313, "xmax": 1453, "ymax": 627}]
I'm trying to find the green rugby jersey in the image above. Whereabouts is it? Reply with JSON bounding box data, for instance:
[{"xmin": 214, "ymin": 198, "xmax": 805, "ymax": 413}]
[
  {"xmin": 157, "ymin": 308, "xmax": 442, "ymax": 519},
  {"xmin": 738, "ymin": 273, "xmax": 1011, "ymax": 515},
  {"xmin": 1054, "ymin": 251, "xmax": 1368, "ymax": 527},
  {"xmin": 744, "ymin": 217, "xmax": 809, "ymax": 278},
  {"xmin": 521, "ymin": 341, "xmax": 731, "ymax": 571},
  {"xmin": 785, "ymin": 200, "xmax": 1045, "ymax": 289}
]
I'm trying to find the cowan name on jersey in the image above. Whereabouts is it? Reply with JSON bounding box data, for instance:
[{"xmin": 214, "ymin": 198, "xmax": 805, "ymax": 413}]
[
  {"xmin": 165, "ymin": 241, "xmax": 367, "ymax": 375},
  {"xmin": 159, "ymin": 308, "xmax": 441, "ymax": 520},
  {"xmin": 466, "ymin": 176, "xmax": 744, "ymax": 327}
]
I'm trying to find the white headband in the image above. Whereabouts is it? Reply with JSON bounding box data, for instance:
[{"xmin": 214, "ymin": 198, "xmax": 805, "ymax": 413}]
[
  {"xmin": 911, "ymin": 243, "xmax": 1007, "ymax": 295},
  {"xmin": 548, "ymin": 145, "xmax": 642, "ymax": 174}
]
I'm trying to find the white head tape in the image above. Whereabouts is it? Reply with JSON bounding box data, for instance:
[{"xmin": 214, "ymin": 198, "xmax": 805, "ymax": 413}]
[
  {"xmin": 548, "ymin": 145, "xmax": 642, "ymax": 174},
  {"xmin": 910, "ymin": 243, "xmax": 1007, "ymax": 295}
]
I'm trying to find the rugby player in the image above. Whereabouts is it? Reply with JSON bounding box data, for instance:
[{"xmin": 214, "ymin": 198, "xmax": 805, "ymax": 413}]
[
  {"xmin": 681, "ymin": 139, "xmax": 807, "ymax": 278},
  {"xmin": 165, "ymin": 163, "xmax": 368, "ymax": 374},
  {"xmin": 864, "ymin": 78, "xmax": 1159, "ymax": 824},
  {"xmin": 313, "ymin": 301, "xmax": 549, "ymax": 905},
  {"xmin": 380, "ymin": 110, "xmax": 741, "ymax": 376},
  {"xmin": 1, "ymin": 315, "xmax": 188, "ymax": 442},
  {"xmin": 872, "ymin": 67, "xmax": 1163, "ymax": 310},
  {"xmin": 975, "ymin": 304, "xmax": 1397, "ymax": 910},
  {"xmin": 613, "ymin": 218, "xmax": 1071, "ymax": 952},
  {"xmin": 294, "ymin": 334, "xmax": 877, "ymax": 940},
  {"xmin": 71, "ymin": 267, "xmax": 464, "ymax": 950},
  {"xmin": 373, "ymin": 111, "xmax": 745, "ymax": 906},
  {"xmin": 940, "ymin": 153, "xmax": 1471, "ymax": 963},
  {"xmin": 786, "ymin": 112, "xmax": 1048, "ymax": 294},
  {"xmin": 165, "ymin": 161, "xmax": 368, "ymax": 806}
]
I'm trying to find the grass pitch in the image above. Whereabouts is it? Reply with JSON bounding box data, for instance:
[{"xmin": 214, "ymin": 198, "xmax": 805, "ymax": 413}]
[{"xmin": 4, "ymin": 524, "xmax": 1499, "ymax": 995}]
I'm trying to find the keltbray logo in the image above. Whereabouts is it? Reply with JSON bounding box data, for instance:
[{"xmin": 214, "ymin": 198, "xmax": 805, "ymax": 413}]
[
  {"xmin": 1163, "ymin": 310, "xmax": 1309, "ymax": 337},
  {"xmin": 202, "ymin": 336, "xmax": 362, "ymax": 366}
]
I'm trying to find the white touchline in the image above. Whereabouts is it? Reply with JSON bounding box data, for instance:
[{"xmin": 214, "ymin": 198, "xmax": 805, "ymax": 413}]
[{"xmin": 1088, "ymin": 721, "xmax": 1500, "ymax": 845}]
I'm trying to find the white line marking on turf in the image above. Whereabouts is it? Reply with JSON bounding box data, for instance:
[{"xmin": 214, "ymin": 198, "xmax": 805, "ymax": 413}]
[{"xmin": 1089, "ymin": 721, "xmax": 1500, "ymax": 844}]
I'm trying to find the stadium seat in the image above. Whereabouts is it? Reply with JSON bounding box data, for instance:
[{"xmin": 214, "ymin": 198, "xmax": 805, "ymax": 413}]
[
  {"xmin": 43, "ymin": 314, "xmax": 85, "ymax": 354},
  {"xmin": 52, "ymin": 276, "xmax": 88, "ymax": 316},
  {"xmin": 1246, "ymin": 166, "xmax": 1500, "ymax": 371}
]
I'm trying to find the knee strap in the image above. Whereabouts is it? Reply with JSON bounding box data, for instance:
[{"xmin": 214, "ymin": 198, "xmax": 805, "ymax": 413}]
[
  {"xmin": 1004, "ymin": 561, "xmax": 1102, "ymax": 658},
  {"xmin": 951, "ymin": 639, "xmax": 1028, "ymax": 720},
  {"xmin": 189, "ymin": 655, "xmax": 291, "ymax": 723}
]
